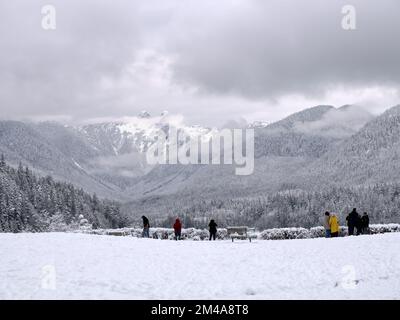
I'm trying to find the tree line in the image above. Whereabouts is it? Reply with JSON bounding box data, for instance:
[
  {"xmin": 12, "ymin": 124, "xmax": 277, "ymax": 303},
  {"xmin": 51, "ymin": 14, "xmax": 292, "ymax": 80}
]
[{"xmin": 132, "ymin": 183, "xmax": 400, "ymax": 230}]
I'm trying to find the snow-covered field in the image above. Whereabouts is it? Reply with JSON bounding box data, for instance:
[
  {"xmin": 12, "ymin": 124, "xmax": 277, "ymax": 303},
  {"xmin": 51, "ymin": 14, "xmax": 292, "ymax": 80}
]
[{"xmin": 1, "ymin": 232, "xmax": 399, "ymax": 299}]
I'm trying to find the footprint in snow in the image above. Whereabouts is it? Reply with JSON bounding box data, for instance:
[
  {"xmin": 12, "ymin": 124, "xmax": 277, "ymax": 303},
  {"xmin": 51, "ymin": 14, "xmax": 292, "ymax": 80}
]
[
  {"xmin": 245, "ymin": 288, "xmax": 256, "ymax": 296},
  {"xmin": 334, "ymin": 279, "xmax": 361, "ymax": 287}
]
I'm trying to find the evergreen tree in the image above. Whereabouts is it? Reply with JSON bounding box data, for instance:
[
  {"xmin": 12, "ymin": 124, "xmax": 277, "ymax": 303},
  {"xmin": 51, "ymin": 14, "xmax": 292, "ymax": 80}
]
[{"xmin": 0, "ymin": 154, "xmax": 5, "ymax": 169}]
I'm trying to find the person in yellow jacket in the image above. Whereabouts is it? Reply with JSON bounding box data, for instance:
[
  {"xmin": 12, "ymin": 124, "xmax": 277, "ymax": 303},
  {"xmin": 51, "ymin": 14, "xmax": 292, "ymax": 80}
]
[{"xmin": 329, "ymin": 214, "xmax": 339, "ymax": 237}]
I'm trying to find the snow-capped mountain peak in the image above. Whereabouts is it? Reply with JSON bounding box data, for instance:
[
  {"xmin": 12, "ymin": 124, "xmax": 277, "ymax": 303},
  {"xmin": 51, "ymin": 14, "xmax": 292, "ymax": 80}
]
[
  {"xmin": 78, "ymin": 113, "xmax": 212, "ymax": 155},
  {"xmin": 138, "ymin": 110, "xmax": 151, "ymax": 119}
]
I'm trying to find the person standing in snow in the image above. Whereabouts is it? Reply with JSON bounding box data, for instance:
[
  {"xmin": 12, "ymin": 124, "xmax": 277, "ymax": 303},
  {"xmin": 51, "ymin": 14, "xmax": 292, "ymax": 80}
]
[
  {"xmin": 173, "ymin": 218, "xmax": 182, "ymax": 240},
  {"xmin": 208, "ymin": 219, "xmax": 218, "ymax": 240},
  {"xmin": 142, "ymin": 215, "xmax": 150, "ymax": 238},
  {"xmin": 346, "ymin": 208, "xmax": 359, "ymax": 236},
  {"xmin": 356, "ymin": 213, "xmax": 363, "ymax": 235},
  {"xmin": 329, "ymin": 213, "xmax": 339, "ymax": 238},
  {"xmin": 323, "ymin": 211, "xmax": 331, "ymax": 238},
  {"xmin": 361, "ymin": 212, "xmax": 370, "ymax": 234}
]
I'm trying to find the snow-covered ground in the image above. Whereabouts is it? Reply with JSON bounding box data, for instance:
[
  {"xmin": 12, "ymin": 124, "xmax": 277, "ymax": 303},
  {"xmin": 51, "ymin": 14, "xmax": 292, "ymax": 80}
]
[{"xmin": 1, "ymin": 232, "xmax": 399, "ymax": 299}]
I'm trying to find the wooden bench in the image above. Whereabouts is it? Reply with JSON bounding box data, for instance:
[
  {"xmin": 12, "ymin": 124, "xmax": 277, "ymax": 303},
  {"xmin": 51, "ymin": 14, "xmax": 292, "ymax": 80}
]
[
  {"xmin": 106, "ymin": 230, "xmax": 129, "ymax": 236},
  {"xmin": 227, "ymin": 226, "xmax": 257, "ymax": 242}
]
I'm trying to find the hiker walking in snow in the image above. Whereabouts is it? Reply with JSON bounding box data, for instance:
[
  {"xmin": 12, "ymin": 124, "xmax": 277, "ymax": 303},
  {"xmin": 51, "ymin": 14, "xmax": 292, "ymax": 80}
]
[
  {"xmin": 173, "ymin": 218, "xmax": 182, "ymax": 240},
  {"xmin": 208, "ymin": 219, "xmax": 218, "ymax": 240},
  {"xmin": 142, "ymin": 215, "xmax": 150, "ymax": 238},
  {"xmin": 361, "ymin": 212, "xmax": 370, "ymax": 234},
  {"xmin": 329, "ymin": 213, "xmax": 339, "ymax": 237},
  {"xmin": 323, "ymin": 211, "xmax": 331, "ymax": 238},
  {"xmin": 346, "ymin": 208, "xmax": 359, "ymax": 236}
]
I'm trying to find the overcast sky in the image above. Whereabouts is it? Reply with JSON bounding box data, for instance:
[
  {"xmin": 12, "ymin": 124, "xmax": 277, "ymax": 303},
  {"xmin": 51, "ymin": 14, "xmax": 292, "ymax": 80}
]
[{"xmin": 0, "ymin": 0, "xmax": 399, "ymax": 126}]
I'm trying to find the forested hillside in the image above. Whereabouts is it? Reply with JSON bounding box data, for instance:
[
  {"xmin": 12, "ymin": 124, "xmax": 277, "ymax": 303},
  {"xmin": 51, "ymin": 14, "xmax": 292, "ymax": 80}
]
[
  {"xmin": 2, "ymin": 105, "xmax": 400, "ymax": 230},
  {"xmin": 130, "ymin": 183, "xmax": 400, "ymax": 229},
  {"xmin": 0, "ymin": 155, "xmax": 127, "ymax": 232}
]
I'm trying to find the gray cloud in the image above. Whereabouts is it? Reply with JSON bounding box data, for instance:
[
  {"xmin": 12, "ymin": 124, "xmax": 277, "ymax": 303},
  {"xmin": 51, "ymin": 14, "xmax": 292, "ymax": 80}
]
[
  {"xmin": 0, "ymin": 0, "xmax": 399, "ymax": 125},
  {"xmin": 167, "ymin": 0, "xmax": 400, "ymax": 98},
  {"xmin": 293, "ymin": 105, "xmax": 374, "ymax": 138}
]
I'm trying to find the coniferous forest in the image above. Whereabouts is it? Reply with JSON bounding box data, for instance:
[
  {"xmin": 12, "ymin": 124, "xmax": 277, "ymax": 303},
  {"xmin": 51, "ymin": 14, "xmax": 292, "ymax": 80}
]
[
  {"xmin": 0, "ymin": 155, "xmax": 127, "ymax": 232},
  {"xmin": 2, "ymin": 149, "xmax": 400, "ymax": 233},
  {"xmin": 136, "ymin": 184, "xmax": 400, "ymax": 230}
]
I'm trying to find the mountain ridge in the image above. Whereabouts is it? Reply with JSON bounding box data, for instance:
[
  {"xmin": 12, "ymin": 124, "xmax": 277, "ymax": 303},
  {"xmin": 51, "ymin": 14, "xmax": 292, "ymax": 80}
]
[{"xmin": 2, "ymin": 104, "xmax": 399, "ymax": 214}]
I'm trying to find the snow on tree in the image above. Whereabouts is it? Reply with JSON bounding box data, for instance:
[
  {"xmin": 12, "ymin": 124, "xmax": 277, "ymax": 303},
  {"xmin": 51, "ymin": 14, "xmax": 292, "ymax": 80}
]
[{"xmin": 0, "ymin": 156, "xmax": 126, "ymax": 232}]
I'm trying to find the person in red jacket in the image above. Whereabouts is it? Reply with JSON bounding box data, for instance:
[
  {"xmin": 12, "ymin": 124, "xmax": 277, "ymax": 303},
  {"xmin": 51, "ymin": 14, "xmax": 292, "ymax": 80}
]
[{"xmin": 173, "ymin": 218, "xmax": 182, "ymax": 240}]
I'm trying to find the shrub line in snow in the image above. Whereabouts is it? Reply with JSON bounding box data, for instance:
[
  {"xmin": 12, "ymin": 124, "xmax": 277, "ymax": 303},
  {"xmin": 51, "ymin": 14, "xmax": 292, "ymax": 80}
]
[{"xmin": 73, "ymin": 223, "xmax": 400, "ymax": 241}]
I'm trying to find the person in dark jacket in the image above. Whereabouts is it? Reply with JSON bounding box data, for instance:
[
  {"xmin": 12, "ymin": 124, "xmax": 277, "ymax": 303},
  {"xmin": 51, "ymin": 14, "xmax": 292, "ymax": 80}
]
[
  {"xmin": 346, "ymin": 208, "xmax": 359, "ymax": 236},
  {"xmin": 142, "ymin": 215, "xmax": 150, "ymax": 238},
  {"xmin": 173, "ymin": 218, "xmax": 182, "ymax": 240},
  {"xmin": 356, "ymin": 213, "xmax": 363, "ymax": 235},
  {"xmin": 361, "ymin": 212, "xmax": 370, "ymax": 234},
  {"xmin": 208, "ymin": 219, "xmax": 218, "ymax": 240}
]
